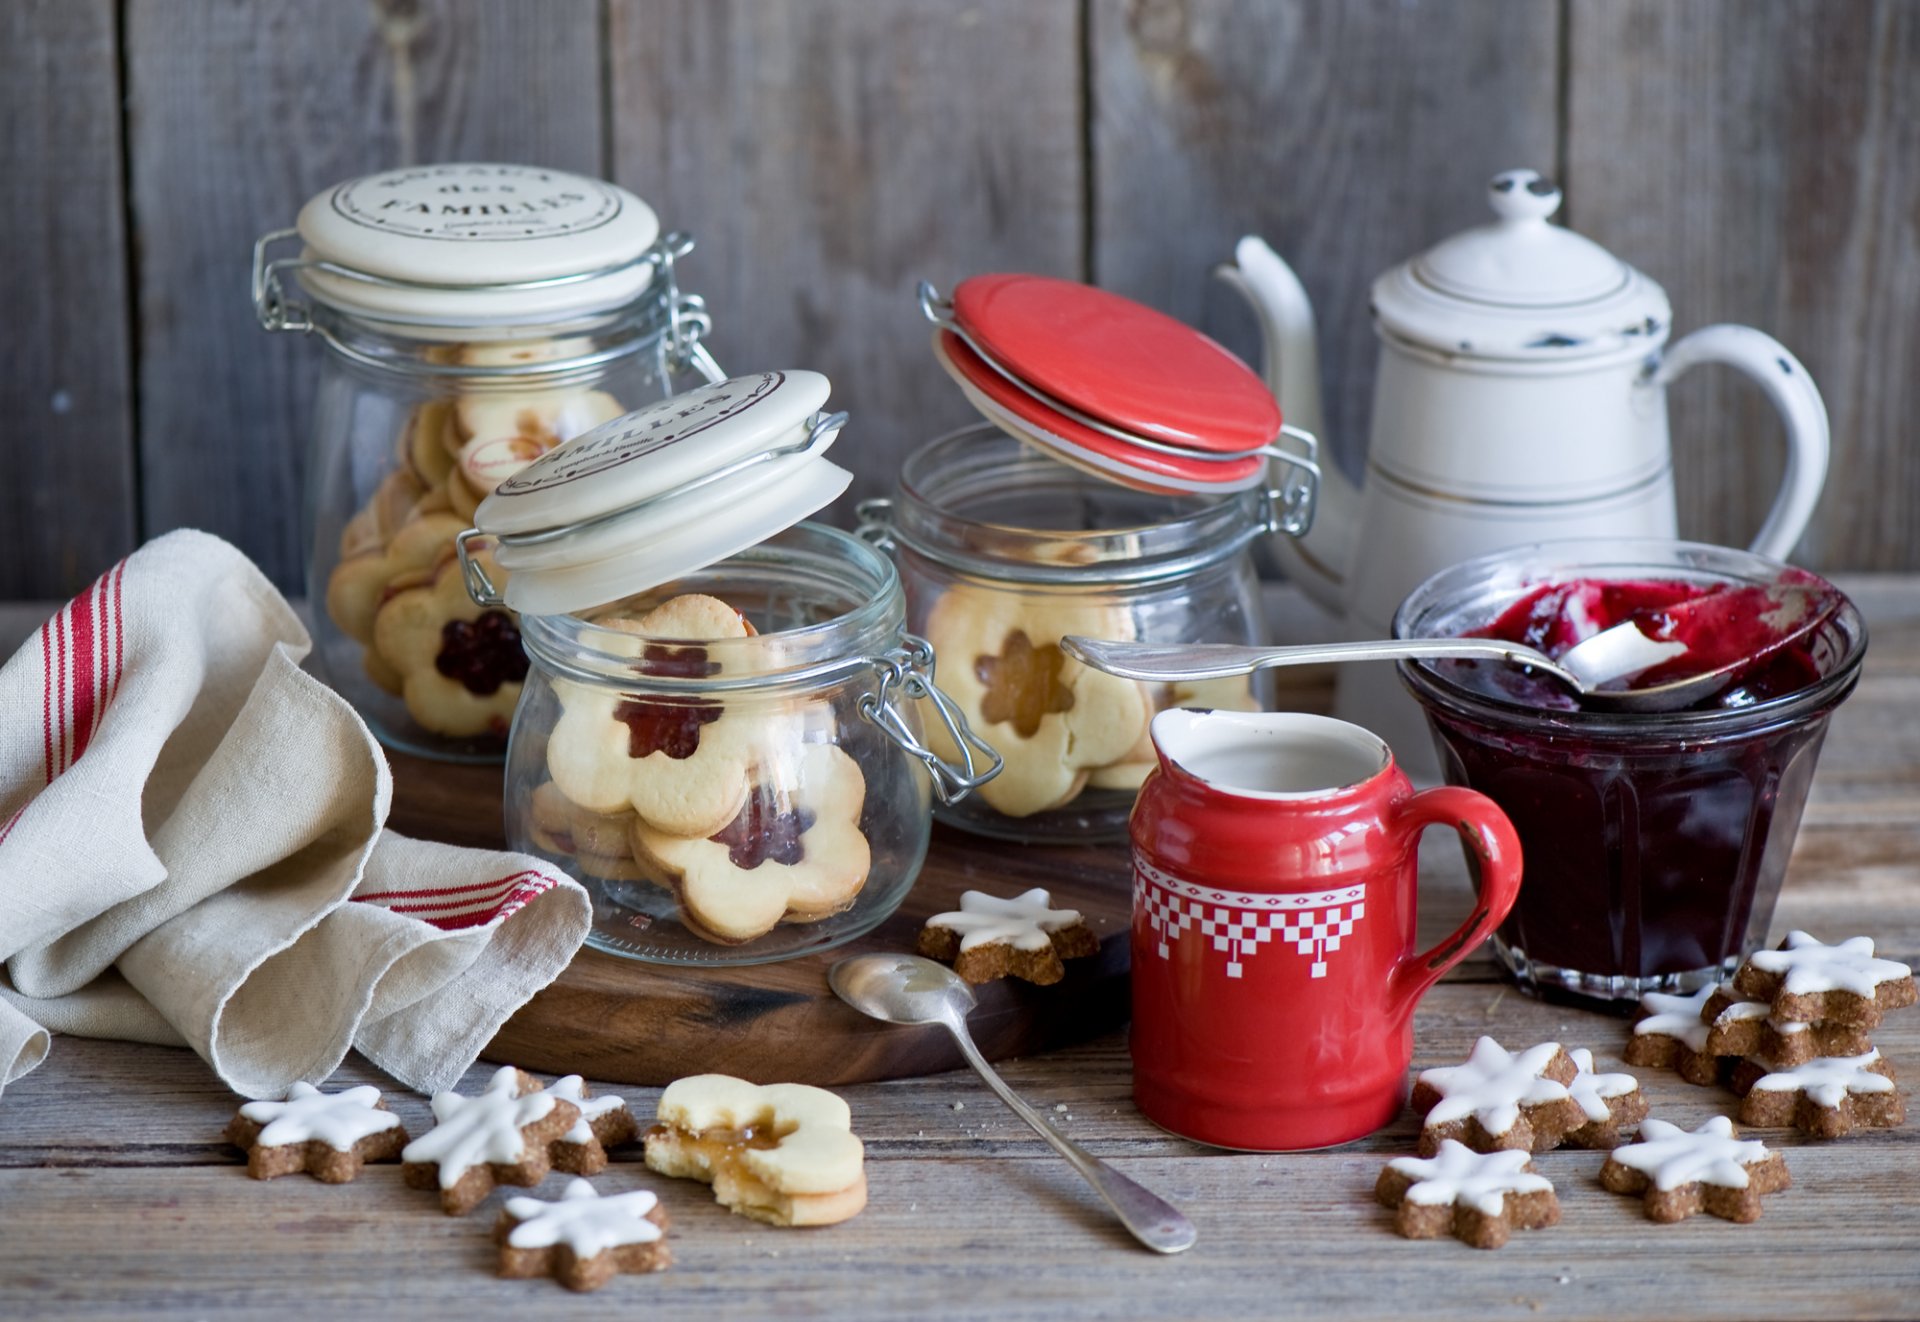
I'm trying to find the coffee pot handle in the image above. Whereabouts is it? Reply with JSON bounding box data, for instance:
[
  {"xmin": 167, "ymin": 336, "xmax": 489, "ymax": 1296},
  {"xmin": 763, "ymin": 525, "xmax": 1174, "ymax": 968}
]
[
  {"xmin": 1654, "ymin": 325, "xmax": 1830, "ymax": 561},
  {"xmin": 1386, "ymin": 785, "xmax": 1524, "ymax": 1018}
]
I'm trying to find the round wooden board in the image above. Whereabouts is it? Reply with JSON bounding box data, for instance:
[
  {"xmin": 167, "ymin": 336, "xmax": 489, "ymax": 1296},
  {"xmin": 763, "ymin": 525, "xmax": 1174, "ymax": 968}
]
[{"xmin": 386, "ymin": 750, "xmax": 1134, "ymax": 1086}]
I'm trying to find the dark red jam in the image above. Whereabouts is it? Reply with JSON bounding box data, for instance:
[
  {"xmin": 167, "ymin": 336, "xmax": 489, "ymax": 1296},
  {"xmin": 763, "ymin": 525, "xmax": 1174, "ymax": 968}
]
[
  {"xmin": 709, "ymin": 793, "xmax": 813, "ymax": 869},
  {"xmin": 1408, "ymin": 573, "xmax": 1859, "ymax": 990},
  {"xmin": 614, "ymin": 697, "xmax": 721, "ymax": 760},
  {"xmin": 435, "ymin": 611, "xmax": 530, "ymax": 695}
]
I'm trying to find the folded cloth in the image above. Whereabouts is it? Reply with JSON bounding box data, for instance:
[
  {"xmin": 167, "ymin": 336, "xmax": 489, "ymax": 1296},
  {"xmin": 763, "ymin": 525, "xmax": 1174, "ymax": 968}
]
[{"xmin": 0, "ymin": 530, "xmax": 589, "ymax": 1099}]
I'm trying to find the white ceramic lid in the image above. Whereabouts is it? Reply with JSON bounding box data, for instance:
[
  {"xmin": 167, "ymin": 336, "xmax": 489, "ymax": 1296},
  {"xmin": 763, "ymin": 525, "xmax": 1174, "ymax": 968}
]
[
  {"xmin": 472, "ymin": 370, "xmax": 851, "ymax": 615},
  {"xmin": 1372, "ymin": 169, "xmax": 1672, "ymax": 362},
  {"xmin": 294, "ymin": 163, "xmax": 663, "ymax": 326}
]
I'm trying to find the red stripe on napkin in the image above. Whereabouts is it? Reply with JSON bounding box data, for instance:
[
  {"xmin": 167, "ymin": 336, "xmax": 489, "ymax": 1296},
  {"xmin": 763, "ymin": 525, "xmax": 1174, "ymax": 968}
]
[
  {"xmin": 355, "ymin": 870, "xmax": 560, "ymax": 932},
  {"xmin": 34, "ymin": 561, "xmax": 128, "ymax": 783},
  {"xmin": 68, "ymin": 576, "xmax": 98, "ymax": 766},
  {"xmin": 40, "ymin": 617, "xmax": 53, "ymax": 784}
]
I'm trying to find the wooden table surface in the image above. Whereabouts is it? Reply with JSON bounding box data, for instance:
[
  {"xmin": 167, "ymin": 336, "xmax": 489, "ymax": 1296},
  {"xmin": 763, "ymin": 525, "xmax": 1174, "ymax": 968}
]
[{"xmin": 3, "ymin": 582, "xmax": 1919, "ymax": 1321}]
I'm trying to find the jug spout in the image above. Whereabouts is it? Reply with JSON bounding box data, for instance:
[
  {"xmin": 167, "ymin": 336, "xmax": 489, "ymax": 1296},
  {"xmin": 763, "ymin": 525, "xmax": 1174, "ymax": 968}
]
[{"xmin": 1215, "ymin": 237, "xmax": 1358, "ymax": 616}]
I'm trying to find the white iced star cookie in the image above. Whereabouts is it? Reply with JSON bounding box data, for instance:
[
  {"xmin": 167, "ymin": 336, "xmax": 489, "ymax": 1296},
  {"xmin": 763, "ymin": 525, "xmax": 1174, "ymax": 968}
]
[
  {"xmin": 401, "ymin": 1066, "xmax": 580, "ymax": 1215},
  {"xmin": 1735, "ymin": 1049, "xmax": 1905, "ymax": 1137},
  {"xmin": 1733, "ymin": 932, "xmax": 1917, "ymax": 1028},
  {"xmin": 1374, "ymin": 1140, "xmax": 1559, "ymax": 1248},
  {"xmin": 226, "ymin": 1082, "xmax": 408, "ymax": 1182},
  {"xmin": 1410, "ymin": 1037, "xmax": 1587, "ymax": 1155},
  {"xmin": 917, "ymin": 887, "xmax": 1098, "ymax": 986},
  {"xmin": 1561, "ymin": 1048, "xmax": 1648, "ymax": 1149},
  {"xmin": 1600, "ymin": 1116, "xmax": 1790, "ymax": 1222},
  {"xmin": 496, "ymin": 1178, "xmax": 671, "ymax": 1291},
  {"xmin": 547, "ymin": 1074, "xmax": 640, "ymax": 1174}
]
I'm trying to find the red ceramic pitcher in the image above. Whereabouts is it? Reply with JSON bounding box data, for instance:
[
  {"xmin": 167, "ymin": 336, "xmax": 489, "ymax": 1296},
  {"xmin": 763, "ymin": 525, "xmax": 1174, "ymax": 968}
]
[{"xmin": 1129, "ymin": 709, "xmax": 1523, "ymax": 1151}]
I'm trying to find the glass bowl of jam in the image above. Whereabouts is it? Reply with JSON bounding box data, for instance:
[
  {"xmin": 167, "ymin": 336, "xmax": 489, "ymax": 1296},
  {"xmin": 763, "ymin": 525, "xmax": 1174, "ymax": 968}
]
[{"xmin": 1393, "ymin": 539, "xmax": 1866, "ymax": 1005}]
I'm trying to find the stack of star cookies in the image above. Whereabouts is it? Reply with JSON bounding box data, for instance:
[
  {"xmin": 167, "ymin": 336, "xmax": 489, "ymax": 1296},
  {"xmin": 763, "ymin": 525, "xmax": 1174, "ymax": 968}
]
[{"xmin": 1625, "ymin": 931, "xmax": 1915, "ymax": 1138}]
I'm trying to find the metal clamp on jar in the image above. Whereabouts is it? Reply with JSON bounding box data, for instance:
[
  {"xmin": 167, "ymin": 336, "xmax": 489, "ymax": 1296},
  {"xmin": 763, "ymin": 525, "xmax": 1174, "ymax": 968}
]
[
  {"xmin": 252, "ymin": 163, "xmax": 724, "ymax": 761},
  {"xmin": 458, "ymin": 369, "xmax": 999, "ymax": 965},
  {"xmin": 857, "ymin": 275, "xmax": 1318, "ymax": 844}
]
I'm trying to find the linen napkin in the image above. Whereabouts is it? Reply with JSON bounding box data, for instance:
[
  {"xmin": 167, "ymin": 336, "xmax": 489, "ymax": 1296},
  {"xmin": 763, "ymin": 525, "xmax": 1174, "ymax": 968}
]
[{"xmin": 0, "ymin": 529, "xmax": 590, "ymax": 1099}]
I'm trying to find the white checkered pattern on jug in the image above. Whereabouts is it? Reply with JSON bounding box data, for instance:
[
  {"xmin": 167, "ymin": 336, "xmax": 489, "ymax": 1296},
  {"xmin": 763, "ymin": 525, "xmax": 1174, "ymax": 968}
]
[{"xmin": 1134, "ymin": 858, "xmax": 1366, "ymax": 979}]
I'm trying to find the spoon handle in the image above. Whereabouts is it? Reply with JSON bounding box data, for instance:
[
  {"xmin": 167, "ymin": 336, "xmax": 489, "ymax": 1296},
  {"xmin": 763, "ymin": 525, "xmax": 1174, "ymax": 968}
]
[
  {"xmin": 1059, "ymin": 635, "xmax": 1581, "ymax": 691},
  {"xmin": 944, "ymin": 1022, "xmax": 1197, "ymax": 1254}
]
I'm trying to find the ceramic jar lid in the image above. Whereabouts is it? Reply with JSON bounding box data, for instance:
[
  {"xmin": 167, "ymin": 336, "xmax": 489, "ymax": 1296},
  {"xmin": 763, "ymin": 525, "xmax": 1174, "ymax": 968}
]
[
  {"xmin": 467, "ymin": 370, "xmax": 851, "ymax": 615},
  {"xmin": 1372, "ymin": 169, "xmax": 1673, "ymax": 362},
  {"xmin": 292, "ymin": 163, "xmax": 665, "ymax": 326},
  {"xmin": 921, "ymin": 276, "xmax": 1312, "ymax": 499}
]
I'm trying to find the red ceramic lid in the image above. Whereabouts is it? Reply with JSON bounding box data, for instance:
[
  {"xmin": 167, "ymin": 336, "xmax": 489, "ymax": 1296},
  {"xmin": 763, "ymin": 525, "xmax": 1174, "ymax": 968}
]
[
  {"xmin": 935, "ymin": 332, "xmax": 1267, "ymax": 494},
  {"xmin": 949, "ymin": 273, "xmax": 1281, "ymax": 453}
]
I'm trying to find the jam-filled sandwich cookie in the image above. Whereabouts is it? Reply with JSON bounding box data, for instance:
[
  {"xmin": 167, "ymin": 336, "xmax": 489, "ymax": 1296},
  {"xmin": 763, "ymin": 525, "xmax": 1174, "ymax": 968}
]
[
  {"xmin": 631, "ymin": 742, "xmax": 871, "ymax": 945},
  {"xmin": 1731, "ymin": 931, "xmax": 1917, "ymax": 1029},
  {"xmin": 226, "ymin": 1082, "xmax": 408, "ymax": 1182},
  {"xmin": 1374, "ymin": 1141, "xmax": 1559, "ymax": 1249},
  {"xmin": 546, "ymin": 594, "xmax": 776, "ymax": 839},
  {"xmin": 528, "ymin": 782, "xmax": 647, "ymax": 883},
  {"xmin": 917, "ymin": 887, "xmax": 1098, "ymax": 986},
  {"xmin": 496, "ymin": 1179, "xmax": 670, "ymax": 1292},
  {"xmin": 1731, "ymin": 1050, "xmax": 1904, "ymax": 1137},
  {"xmin": 402, "ymin": 1066, "xmax": 581, "ymax": 1215},
  {"xmin": 372, "ymin": 547, "xmax": 529, "ymax": 739},
  {"xmin": 547, "ymin": 1075, "xmax": 641, "ymax": 1175},
  {"xmin": 922, "ymin": 584, "xmax": 1149, "ymax": 818},
  {"xmin": 643, "ymin": 1074, "xmax": 866, "ymax": 1227},
  {"xmin": 1599, "ymin": 1116, "xmax": 1790, "ymax": 1223}
]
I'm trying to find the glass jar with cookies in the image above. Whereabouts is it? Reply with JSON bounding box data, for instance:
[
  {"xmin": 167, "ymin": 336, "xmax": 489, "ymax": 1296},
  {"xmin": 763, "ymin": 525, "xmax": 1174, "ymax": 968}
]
[
  {"xmin": 254, "ymin": 163, "xmax": 724, "ymax": 760},
  {"xmin": 464, "ymin": 371, "xmax": 1000, "ymax": 964}
]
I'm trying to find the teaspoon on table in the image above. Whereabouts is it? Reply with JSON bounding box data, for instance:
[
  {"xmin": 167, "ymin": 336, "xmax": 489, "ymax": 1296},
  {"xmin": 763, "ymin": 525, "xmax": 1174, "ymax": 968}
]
[{"xmin": 827, "ymin": 952, "xmax": 1198, "ymax": 1255}]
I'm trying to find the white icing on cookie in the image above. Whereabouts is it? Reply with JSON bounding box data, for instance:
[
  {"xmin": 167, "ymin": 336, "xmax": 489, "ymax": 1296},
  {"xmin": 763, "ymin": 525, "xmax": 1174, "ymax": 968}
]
[
  {"xmin": 1566, "ymin": 1048, "xmax": 1641, "ymax": 1123},
  {"xmin": 1632, "ymin": 986, "xmax": 1714, "ymax": 1051},
  {"xmin": 401, "ymin": 1065, "xmax": 558, "ymax": 1189},
  {"xmin": 1750, "ymin": 932, "xmax": 1912, "ymax": 998},
  {"xmin": 1610, "ymin": 1116, "xmax": 1772, "ymax": 1191},
  {"xmin": 1708, "ymin": 983, "xmax": 1770, "ymax": 1024},
  {"xmin": 1748, "ymin": 1050, "xmax": 1895, "ymax": 1109},
  {"xmin": 1418, "ymin": 1037, "xmax": 1571, "ymax": 1137},
  {"xmin": 238, "ymin": 1081, "xmax": 400, "ymax": 1152},
  {"xmin": 1388, "ymin": 1140, "xmax": 1552, "ymax": 1217},
  {"xmin": 926, "ymin": 888, "xmax": 1083, "ymax": 952},
  {"xmin": 505, "ymin": 1178, "xmax": 663, "ymax": 1254},
  {"xmin": 550, "ymin": 1074, "xmax": 628, "ymax": 1147}
]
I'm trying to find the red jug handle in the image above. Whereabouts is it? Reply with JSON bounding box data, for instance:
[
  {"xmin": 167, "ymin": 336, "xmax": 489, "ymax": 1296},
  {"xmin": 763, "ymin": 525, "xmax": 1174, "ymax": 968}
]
[{"xmin": 1386, "ymin": 785, "xmax": 1523, "ymax": 1020}]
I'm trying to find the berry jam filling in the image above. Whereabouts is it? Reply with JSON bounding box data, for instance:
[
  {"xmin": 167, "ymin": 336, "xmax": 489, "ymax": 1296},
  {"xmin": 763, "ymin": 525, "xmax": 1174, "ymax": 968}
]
[
  {"xmin": 434, "ymin": 611, "xmax": 530, "ymax": 696},
  {"xmin": 709, "ymin": 793, "xmax": 814, "ymax": 870},
  {"xmin": 615, "ymin": 697, "xmax": 722, "ymax": 760},
  {"xmin": 977, "ymin": 630, "xmax": 1075, "ymax": 736}
]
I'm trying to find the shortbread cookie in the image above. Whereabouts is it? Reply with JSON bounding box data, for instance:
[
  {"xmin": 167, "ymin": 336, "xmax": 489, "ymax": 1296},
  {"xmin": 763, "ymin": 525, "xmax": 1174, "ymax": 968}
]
[
  {"xmin": 1599, "ymin": 1116, "xmax": 1789, "ymax": 1223},
  {"xmin": 922, "ymin": 583, "xmax": 1150, "ymax": 818},
  {"xmin": 372, "ymin": 548, "xmax": 528, "ymax": 739},
  {"xmin": 226, "ymin": 1082, "xmax": 408, "ymax": 1182},
  {"xmin": 548, "ymin": 1075, "xmax": 640, "ymax": 1176},
  {"xmin": 546, "ymin": 595, "xmax": 768, "ymax": 837},
  {"xmin": 643, "ymin": 1074, "xmax": 866, "ymax": 1227},
  {"xmin": 326, "ymin": 512, "xmax": 468, "ymax": 645},
  {"xmin": 1374, "ymin": 1140, "xmax": 1559, "ymax": 1249},
  {"xmin": 399, "ymin": 398, "xmax": 457, "ymax": 488},
  {"xmin": 917, "ymin": 887, "xmax": 1098, "ymax": 985},
  {"xmin": 1410, "ymin": 1038, "xmax": 1586, "ymax": 1156},
  {"xmin": 1623, "ymin": 985, "xmax": 1731, "ymax": 1086},
  {"xmin": 1732, "ymin": 1050, "xmax": 1904, "ymax": 1138},
  {"xmin": 453, "ymin": 387, "xmax": 623, "ymax": 493},
  {"xmin": 402, "ymin": 1066, "xmax": 581, "ymax": 1215},
  {"xmin": 496, "ymin": 1178, "xmax": 670, "ymax": 1291},
  {"xmin": 632, "ymin": 742, "xmax": 871, "ymax": 945},
  {"xmin": 528, "ymin": 781, "xmax": 648, "ymax": 883},
  {"xmin": 1732, "ymin": 932, "xmax": 1917, "ymax": 1029},
  {"xmin": 1700, "ymin": 984, "xmax": 1873, "ymax": 1066},
  {"xmin": 1561, "ymin": 1049, "xmax": 1648, "ymax": 1150}
]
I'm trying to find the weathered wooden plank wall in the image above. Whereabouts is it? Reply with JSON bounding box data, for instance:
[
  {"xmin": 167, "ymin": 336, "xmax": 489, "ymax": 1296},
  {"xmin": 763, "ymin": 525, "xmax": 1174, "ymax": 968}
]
[{"xmin": 2, "ymin": 0, "xmax": 1916, "ymax": 596}]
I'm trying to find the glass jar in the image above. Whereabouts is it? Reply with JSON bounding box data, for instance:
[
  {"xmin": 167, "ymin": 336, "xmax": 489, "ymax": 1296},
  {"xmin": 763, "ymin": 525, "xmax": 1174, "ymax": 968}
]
[
  {"xmin": 861, "ymin": 424, "xmax": 1291, "ymax": 843},
  {"xmin": 504, "ymin": 522, "xmax": 997, "ymax": 965},
  {"xmin": 253, "ymin": 163, "xmax": 722, "ymax": 761},
  {"xmin": 1394, "ymin": 538, "xmax": 1867, "ymax": 1004}
]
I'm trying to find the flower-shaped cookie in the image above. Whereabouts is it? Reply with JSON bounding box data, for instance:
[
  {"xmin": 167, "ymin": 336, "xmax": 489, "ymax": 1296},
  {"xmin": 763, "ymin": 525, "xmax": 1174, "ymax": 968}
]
[
  {"xmin": 631, "ymin": 742, "xmax": 871, "ymax": 944},
  {"xmin": 545, "ymin": 595, "xmax": 771, "ymax": 837},
  {"xmin": 371, "ymin": 547, "xmax": 529, "ymax": 739},
  {"xmin": 528, "ymin": 782, "xmax": 647, "ymax": 883},
  {"xmin": 923, "ymin": 583, "xmax": 1150, "ymax": 817},
  {"xmin": 453, "ymin": 386, "xmax": 623, "ymax": 493},
  {"xmin": 642, "ymin": 1074, "xmax": 866, "ymax": 1227},
  {"xmin": 326, "ymin": 512, "xmax": 469, "ymax": 645}
]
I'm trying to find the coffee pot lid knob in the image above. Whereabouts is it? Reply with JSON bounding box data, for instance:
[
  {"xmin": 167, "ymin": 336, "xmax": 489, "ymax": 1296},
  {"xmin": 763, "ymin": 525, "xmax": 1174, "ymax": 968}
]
[{"xmin": 1485, "ymin": 169, "xmax": 1563, "ymax": 224}]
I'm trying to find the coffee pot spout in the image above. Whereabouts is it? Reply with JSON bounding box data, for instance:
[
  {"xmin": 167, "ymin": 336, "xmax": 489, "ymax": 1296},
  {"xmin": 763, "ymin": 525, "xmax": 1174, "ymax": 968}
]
[{"xmin": 1216, "ymin": 236, "xmax": 1358, "ymax": 615}]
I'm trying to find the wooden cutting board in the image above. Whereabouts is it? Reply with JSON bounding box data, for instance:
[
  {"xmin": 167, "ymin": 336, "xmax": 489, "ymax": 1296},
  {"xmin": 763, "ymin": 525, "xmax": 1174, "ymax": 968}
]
[{"xmin": 387, "ymin": 750, "xmax": 1133, "ymax": 1085}]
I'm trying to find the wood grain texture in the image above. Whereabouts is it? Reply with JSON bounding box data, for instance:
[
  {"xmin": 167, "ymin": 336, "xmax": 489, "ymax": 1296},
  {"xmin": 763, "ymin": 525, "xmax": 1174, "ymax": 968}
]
[
  {"xmin": 1567, "ymin": 0, "xmax": 1920, "ymax": 570},
  {"xmin": 1090, "ymin": 0, "xmax": 1560, "ymax": 489},
  {"xmin": 123, "ymin": 0, "xmax": 606, "ymax": 591},
  {"xmin": 605, "ymin": 0, "xmax": 1085, "ymax": 517},
  {"xmin": 0, "ymin": 0, "xmax": 135, "ymax": 597}
]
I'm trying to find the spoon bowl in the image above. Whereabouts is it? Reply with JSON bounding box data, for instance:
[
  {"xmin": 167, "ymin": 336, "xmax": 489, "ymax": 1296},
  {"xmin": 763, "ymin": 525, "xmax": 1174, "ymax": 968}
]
[{"xmin": 828, "ymin": 953, "xmax": 975, "ymax": 1029}]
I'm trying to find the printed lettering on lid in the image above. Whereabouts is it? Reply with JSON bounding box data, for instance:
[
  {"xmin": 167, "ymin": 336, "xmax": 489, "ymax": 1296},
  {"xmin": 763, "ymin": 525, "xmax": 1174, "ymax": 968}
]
[{"xmin": 330, "ymin": 164, "xmax": 624, "ymax": 242}]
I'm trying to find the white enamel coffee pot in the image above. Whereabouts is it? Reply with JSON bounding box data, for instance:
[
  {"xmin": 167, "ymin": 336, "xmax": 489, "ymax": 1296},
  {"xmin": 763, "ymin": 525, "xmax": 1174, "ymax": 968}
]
[{"xmin": 1217, "ymin": 168, "xmax": 1829, "ymax": 763}]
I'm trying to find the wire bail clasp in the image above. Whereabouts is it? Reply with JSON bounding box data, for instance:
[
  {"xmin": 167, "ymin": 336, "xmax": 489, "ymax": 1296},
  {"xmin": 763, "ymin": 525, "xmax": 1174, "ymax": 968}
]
[{"xmin": 860, "ymin": 636, "xmax": 1002, "ymax": 804}]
